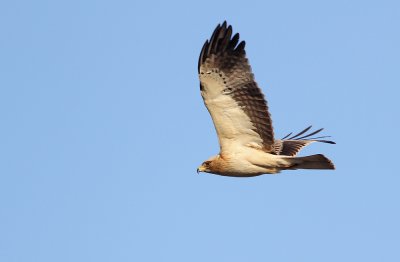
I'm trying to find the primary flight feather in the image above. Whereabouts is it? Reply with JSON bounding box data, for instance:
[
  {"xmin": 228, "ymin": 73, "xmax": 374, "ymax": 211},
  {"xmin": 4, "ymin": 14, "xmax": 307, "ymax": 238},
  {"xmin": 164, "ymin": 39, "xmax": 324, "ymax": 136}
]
[{"xmin": 197, "ymin": 22, "xmax": 335, "ymax": 177}]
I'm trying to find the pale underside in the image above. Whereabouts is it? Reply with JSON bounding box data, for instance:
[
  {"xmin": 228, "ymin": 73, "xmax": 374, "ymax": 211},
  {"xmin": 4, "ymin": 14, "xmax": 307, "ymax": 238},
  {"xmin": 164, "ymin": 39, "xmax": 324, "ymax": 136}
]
[
  {"xmin": 200, "ymin": 71, "xmax": 265, "ymax": 154},
  {"xmin": 200, "ymin": 71, "xmax": 293, "ymax": 175},
  {"xmin": 197, "ymin": 22, "xmax": 335, "ymax": 176}
]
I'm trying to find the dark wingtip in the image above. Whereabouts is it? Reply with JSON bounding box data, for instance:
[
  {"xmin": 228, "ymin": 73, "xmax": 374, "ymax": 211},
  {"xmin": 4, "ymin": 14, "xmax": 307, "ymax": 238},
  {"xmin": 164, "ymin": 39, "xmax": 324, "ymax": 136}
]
[
  {"xmin": 198, "ymin": 40, "xmax": 209, "ymax": 73},
  {"xmin": 198, "ymin": 22, "xmax": 245, "ymax": 72},
  {"xmin": 317, "ymin": 140, "xmax": 336, "ymax": 144},
  {"xmin": 297, "ymin": 127, "xmax": 323, "ymax": 140},
  {"xmin": 282, "ymin": 126, "xmax": 336, "ymax": 144},
  {"xmin": 281, "ymin": 132, "xmax": 292, "ymax": 140},
  {"xmin": 286, "ymin": 126, "xmax": 312, "ymax": 139},
  {"xmin": 236, "ymin": 40, "xmax": 246, "ymax": 54}
]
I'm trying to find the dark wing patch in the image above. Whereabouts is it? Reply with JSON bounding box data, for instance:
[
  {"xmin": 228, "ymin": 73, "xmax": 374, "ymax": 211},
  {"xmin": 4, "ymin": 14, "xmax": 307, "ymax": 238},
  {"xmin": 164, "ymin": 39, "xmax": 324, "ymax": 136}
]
[
  {"xmin": 273, "ymin": 140, "xmax": 312, "ymax": 156},
  {"xmin": 230, "ymin": 81, "xmax": 274, "ymax": 149},
  {"xmin": 273, "ymin": 126, "xmax": 336, "ymax": 156},
  {"xmin": 199, "ymin": 21, "xmax": 274, "ymax": 151}
]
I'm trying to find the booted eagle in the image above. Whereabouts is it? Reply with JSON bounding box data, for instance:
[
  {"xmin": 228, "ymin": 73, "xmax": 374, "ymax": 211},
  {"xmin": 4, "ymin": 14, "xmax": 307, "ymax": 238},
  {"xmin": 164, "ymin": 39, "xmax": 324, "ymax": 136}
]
[{"xmin": 197, "ymin": 22, "xmax": 335, "ymax": 177}]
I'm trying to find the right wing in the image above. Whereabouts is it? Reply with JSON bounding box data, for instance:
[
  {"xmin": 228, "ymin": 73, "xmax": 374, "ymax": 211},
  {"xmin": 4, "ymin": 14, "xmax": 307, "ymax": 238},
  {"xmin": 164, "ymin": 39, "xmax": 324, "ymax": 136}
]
[
  {"xmin": 198, "ymin": 22, "xmax": 275, "ymax": 153},
  {"xmin": 273, "ymin": 126, "xmax": 335, "ymax": 156}
]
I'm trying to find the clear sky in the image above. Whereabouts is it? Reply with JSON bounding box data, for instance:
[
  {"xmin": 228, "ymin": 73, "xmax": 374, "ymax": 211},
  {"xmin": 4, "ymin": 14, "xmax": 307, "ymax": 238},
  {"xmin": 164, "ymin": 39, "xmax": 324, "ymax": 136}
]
[{"xmin": 1, "ymin": 0, "xmax": 399, "ymax": 261}]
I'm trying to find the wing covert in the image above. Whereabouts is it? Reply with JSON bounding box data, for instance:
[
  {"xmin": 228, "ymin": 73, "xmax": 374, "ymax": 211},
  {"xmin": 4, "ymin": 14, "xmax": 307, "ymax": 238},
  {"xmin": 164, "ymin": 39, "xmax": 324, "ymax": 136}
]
[{"xmin": 198, "ymin": 22, "xmax": 274, "ymax": 153}]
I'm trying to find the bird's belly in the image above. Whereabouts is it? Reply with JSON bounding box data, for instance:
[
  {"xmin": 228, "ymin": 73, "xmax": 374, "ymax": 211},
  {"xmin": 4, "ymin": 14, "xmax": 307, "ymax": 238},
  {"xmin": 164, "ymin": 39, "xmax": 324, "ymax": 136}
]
[{"xmin": 218, "ymin": 150, "xmax": 282, "ymax": 177}]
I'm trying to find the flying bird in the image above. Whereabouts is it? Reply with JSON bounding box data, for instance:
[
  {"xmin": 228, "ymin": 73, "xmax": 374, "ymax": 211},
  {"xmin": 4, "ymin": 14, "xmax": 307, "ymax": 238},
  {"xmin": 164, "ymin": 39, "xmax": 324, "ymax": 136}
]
[{"xmin": 197, "ymin": 21, "xmax": 335, "ymax": 177}]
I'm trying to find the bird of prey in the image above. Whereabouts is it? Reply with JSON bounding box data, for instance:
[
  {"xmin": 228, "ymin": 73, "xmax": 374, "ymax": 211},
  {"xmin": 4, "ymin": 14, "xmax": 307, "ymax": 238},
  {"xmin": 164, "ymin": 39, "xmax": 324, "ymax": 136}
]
[{"xmin": 197, "ymin": 21, "xmax": 335, "ymax": 177}]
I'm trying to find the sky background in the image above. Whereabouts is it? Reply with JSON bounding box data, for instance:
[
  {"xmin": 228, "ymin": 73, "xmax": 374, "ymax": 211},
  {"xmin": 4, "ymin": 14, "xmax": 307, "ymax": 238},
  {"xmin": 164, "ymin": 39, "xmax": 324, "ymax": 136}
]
[{"xmin": 1, "ymin": 0, "xmax": 399, "ymax": 261}]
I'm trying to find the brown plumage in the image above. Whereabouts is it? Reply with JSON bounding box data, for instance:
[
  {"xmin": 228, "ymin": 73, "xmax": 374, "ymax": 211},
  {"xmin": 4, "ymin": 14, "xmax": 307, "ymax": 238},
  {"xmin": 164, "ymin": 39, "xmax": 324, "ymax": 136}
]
[
  {"xmin": 273, "ymin": 126, "xmax": 335, "ymax": 156},
  {"xmin": 199, "ymin": 22, "xmax": 274, "ymax": 152},
  {"xmin": 197, "ymin": 22, "xmax": 335, "ymax": 177}
]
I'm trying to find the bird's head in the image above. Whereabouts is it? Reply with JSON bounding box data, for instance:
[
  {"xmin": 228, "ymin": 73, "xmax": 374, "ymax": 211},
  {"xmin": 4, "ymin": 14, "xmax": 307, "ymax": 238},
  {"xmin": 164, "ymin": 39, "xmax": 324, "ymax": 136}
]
[
  {"xmin": 197, "ymin": 160, "xmax": 212, "ymax": 174},
  {"xmin": 197, "ymin": 155, "xmax": 220, "ymax": 174}
]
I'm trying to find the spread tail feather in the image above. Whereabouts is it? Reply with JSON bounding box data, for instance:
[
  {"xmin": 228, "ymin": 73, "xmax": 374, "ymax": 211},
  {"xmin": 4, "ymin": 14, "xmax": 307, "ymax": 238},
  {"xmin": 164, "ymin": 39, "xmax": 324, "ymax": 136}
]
[{"xmin": 286, "ymin": 154, "xmax": 335, "ymax": 170}]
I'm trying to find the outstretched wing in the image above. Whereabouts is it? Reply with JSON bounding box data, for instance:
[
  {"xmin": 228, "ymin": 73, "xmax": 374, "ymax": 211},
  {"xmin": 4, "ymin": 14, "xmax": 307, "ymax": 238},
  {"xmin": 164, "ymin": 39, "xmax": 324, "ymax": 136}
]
[
  {"xmin": 198, "ymin": 22, "xmax": 274, "ymax": 153},
  {"xmin": 273, "ymin": 126, "xmax": 336, "ymax": 156}
]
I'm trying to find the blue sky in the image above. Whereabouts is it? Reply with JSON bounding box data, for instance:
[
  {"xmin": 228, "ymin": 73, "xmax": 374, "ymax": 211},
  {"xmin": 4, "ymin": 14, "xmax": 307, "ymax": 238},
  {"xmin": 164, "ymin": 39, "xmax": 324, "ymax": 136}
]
[{"xmin": 1, "ymin": 0, "xmax": 399, "ymax": 261}]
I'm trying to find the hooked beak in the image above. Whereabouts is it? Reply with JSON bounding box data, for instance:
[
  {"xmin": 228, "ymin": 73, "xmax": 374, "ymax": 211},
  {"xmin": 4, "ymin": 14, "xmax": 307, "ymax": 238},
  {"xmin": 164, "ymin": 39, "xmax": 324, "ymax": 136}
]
[{"xmin": 197, "ymin": 165, "xmax": 206, "ymax": 174}]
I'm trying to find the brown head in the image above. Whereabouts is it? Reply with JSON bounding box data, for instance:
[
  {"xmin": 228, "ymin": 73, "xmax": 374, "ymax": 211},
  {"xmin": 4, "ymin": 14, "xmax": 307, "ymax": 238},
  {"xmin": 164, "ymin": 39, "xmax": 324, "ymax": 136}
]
[{"xmin": 197, "ymin": 155, "xmax": 226, "ymax": 175}]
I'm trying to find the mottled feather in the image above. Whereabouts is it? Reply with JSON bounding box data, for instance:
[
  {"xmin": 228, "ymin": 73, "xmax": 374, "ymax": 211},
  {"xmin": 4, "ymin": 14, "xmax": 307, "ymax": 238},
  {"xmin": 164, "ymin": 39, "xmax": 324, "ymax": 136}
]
[
  {"xmin": 196, "ymin": 22, "xmax": 335, "ymax": 176},
  {"xmin": 198, "ymin": 22, "xmax": 274, "ymax": 152}
]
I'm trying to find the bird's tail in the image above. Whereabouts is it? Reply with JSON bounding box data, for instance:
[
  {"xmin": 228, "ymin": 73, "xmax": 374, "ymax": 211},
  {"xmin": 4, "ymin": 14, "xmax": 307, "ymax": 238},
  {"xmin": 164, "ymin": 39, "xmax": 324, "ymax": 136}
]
[{"xmin": 285, "ymin": 154, "xmax": 335, "ymax": 170}]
